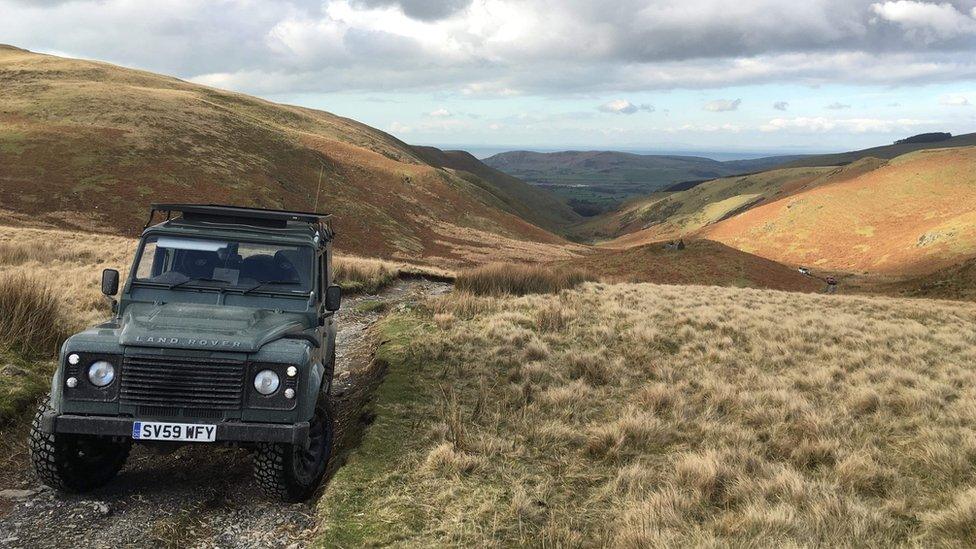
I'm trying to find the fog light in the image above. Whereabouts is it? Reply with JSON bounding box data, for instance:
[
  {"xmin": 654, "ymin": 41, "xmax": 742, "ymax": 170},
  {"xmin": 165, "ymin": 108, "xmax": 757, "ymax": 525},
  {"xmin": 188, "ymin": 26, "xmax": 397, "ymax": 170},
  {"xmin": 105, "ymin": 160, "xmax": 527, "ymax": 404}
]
[
  {"xmin": 87, "ymin": 361, "xmax": 116, "ymax": 387},
  {"xmin": 254, "ymin": 370, "xmax": 280, "ymax": 395},
  {"xmin": 286, "ymin": 366, "xmax": 297, "ymax": 377},
  {"xmin": 284, "ymin": 388, "xmax": 295, "ymax": 399},
  {"xmin": 66, "ymin": 377, "xmax": 78, "ymax": 388},
  {"xmin": 67, "ymin": 353, "xmax": 80, "ymax": 365}
]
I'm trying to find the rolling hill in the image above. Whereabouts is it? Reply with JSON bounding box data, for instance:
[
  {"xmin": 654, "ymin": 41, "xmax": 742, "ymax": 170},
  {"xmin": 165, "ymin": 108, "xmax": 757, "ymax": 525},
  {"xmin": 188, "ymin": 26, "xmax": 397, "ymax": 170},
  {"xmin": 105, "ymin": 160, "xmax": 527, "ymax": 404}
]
[
  {"xmin": 0, "ymin": 45, "xmax": 578, "ymax": 267},
  {"xmin": 482, "ymin": 150, "xmax": 804, "ymax": 214},
  {"xmin": 781, "ymin": 132, "xmax": 976, "ymax": 168},
  {"xmin": 593, "ymin": 158, "xmax": 885, "ymax": 246},
  {"xmin": 703, "ymin": 147, "xmax": 976, "ymax": 275},
  {"xmin": 407, "ymin": 146, "xmax": 580, "ymax": 231}
]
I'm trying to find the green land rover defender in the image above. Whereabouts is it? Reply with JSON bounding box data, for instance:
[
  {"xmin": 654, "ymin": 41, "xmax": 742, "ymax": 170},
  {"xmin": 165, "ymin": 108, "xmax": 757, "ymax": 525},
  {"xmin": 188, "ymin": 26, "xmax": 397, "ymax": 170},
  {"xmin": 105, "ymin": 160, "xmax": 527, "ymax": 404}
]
[{"xmin": 29, "ymin": 204, "xmax": 342, "ymax": 502}]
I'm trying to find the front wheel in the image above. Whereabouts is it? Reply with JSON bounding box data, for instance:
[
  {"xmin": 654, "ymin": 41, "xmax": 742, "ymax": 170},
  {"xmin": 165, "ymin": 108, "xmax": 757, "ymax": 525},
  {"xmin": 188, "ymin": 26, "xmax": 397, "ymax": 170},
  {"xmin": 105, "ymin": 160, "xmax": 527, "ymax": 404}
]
[
  {"xmin": 28, "ymin": 397, "xmax": 131, "ymax": 492},
  {"xmin": 253, "ymin": 398, "xmax": 334, "ymax": 502}
]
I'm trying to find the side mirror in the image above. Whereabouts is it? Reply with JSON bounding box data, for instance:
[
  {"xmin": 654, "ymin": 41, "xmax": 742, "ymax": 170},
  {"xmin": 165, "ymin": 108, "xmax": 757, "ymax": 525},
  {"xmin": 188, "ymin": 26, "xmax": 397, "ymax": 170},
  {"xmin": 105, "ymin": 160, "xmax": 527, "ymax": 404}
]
[
  {"xmin": 101, "ymin": 269, "xmax": 120, "ymax": 297},
  {"xmin": 325, "ymin": 285, "xmax": 342, "ymax": 312}
]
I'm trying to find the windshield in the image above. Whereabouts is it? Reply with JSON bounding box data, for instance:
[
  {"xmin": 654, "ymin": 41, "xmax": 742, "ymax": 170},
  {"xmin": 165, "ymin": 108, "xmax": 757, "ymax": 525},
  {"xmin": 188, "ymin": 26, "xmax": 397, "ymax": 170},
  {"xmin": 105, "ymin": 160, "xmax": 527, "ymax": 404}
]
[{"xmin": 133, "ymin": 236, "xmax": 314, "ymax": 294}]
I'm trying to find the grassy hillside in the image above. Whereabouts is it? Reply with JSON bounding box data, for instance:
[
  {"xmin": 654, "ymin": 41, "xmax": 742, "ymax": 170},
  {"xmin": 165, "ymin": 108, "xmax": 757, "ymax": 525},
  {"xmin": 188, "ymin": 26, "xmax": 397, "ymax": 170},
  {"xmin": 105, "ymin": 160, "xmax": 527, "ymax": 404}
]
[
  {"xmin": 782, "ymin": 132, "xmax": 976, "ymax": 168},
  {"xmin": 318, "ymin": 283, "xmax": 976, "ymax": 546},
  {"xmin": 408, "ymin": 146, "xmax": 580, "ymax": 231},
  {"xmin": 482, "ymin": 150, "xmax": 803, "ymax": 214},
  {"xmin": 885, "ymin": 256, "xmax": 976, "ymax": 301},
  {"xmin": 0, "ymin": 45, "xmax": 573, "ymax": 268},
  {"xmin": 704, "ymin": 147, "xmax": 976, "ymax": 275},
  {"xmin": 561, "ymin": 240, "xmax": 822, "ymax": 292},
  {"xmin": 592, "ymin": 158, "xmax": 885, "ymax": 246}
]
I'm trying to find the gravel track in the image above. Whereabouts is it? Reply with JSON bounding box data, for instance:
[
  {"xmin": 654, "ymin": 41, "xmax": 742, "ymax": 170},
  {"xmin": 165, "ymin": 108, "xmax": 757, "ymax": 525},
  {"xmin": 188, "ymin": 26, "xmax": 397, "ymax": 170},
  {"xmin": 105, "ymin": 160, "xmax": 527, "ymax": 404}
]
[{"xmin": 0, "ymin": 280, "xmax": 448, "ymax": 548}]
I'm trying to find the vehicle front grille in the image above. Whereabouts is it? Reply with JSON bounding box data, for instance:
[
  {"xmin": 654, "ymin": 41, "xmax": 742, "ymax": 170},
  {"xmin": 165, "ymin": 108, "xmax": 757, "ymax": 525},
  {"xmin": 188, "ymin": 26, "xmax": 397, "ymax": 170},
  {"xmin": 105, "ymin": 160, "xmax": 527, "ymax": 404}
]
[
  {"xmin": 120, "ymin": 354, "xmax": 245, "ymax": 410},
  {"xmin": 136, "ymin": 405, "xmax": 225, "ymax": 420}
]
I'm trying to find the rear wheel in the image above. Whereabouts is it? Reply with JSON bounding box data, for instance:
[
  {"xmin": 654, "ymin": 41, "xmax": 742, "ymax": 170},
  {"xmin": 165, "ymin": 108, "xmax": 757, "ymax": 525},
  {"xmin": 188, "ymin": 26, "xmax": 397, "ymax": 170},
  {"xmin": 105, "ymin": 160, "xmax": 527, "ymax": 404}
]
[
  {"xmin": 28, "ymin": 397, "xmax": 131, "ymax": 492},
  {"xmin": 253, "ymin": 397, "xmax": 334, "ymax": 502}
]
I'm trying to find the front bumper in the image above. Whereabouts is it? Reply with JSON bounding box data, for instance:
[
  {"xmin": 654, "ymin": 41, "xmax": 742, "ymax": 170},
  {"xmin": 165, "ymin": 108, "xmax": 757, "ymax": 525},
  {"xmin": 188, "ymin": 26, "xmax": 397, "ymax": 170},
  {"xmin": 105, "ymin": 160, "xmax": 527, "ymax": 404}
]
[{"xmin": 40, "ymin": 412, "xmax": 309, "ymax": 445}]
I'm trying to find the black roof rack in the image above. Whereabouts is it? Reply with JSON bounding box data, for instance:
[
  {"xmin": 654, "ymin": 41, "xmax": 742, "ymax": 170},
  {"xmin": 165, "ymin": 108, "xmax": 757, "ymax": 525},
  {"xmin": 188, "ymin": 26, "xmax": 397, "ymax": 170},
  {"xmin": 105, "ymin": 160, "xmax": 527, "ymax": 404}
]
[{"xmin": 147, "ymin": 204, "xmax": 332, "ymax": 230}]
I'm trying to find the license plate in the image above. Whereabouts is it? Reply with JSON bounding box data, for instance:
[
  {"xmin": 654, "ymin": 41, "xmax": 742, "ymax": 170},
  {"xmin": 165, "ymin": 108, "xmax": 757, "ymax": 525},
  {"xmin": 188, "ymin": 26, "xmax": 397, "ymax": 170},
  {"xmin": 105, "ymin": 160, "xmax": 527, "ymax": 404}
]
[{"xmin": 132, "ymin": 421, "xmax": 216, "ymax": 442}]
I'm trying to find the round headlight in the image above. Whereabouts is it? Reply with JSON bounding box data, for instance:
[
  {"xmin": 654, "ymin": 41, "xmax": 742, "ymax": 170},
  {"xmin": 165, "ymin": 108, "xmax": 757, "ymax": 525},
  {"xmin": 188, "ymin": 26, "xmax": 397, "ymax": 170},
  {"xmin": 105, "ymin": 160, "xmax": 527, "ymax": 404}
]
[
  {"xmin": 254, "ymin": 370, "xmax": 280, "ymax": 395},
  {"xmin": 67, "ymin": 353, "xmax": 80, "ymax": 366},
  {"xmin": 87, "ymin": 361, "xmax": 115, "ymax": 387}
]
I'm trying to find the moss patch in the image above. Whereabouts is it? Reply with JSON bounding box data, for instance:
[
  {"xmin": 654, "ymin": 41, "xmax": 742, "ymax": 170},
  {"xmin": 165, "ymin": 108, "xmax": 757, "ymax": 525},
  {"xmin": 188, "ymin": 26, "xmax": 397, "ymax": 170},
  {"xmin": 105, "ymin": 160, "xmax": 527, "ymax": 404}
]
[
  {"xmin": 315, "ymin": 314, "xmax": 434, "ymax": 546},
  {"xmin": 0, "ymin": 349, "xmax": 53, "ymax": 423}
]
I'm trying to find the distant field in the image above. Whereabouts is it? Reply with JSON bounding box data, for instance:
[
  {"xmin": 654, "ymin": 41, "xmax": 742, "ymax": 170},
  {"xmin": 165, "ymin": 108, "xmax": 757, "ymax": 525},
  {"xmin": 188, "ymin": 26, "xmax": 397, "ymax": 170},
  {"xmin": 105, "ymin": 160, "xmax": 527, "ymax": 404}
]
[{"xmin": 319, "ymin": 283, "xmax": 976, "ymax": 546}]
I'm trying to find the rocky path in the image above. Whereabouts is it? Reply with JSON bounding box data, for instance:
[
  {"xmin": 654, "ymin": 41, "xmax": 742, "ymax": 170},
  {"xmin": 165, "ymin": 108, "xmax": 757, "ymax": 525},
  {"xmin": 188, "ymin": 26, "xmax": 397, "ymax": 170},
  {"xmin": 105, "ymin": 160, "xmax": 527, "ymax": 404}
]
[{"xmin": 0, "ymin": 280, "xmax": 449, "ymax": 548}]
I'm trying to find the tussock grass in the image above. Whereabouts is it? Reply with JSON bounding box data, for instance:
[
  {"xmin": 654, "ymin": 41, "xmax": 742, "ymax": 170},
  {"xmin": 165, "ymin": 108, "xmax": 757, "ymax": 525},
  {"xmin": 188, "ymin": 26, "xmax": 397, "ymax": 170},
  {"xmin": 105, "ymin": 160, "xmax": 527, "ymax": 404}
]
[
  {"xmin": 455, "ymin": 262, "xmax": 593, "ymax": 296},
  {"xmin": 320, "ymin": 283, "xmax": 976, "ymax": 547},
  {"xmin": 0, "ymin": 274, "xmax": 69, "ymax": 358},
  {"xmin": 0, "ymin": 274, "xmax": 65, "ymax": 421},
  {"xmin": 334, "ymin": 256, "xmax": 454, "ymax": 294}
]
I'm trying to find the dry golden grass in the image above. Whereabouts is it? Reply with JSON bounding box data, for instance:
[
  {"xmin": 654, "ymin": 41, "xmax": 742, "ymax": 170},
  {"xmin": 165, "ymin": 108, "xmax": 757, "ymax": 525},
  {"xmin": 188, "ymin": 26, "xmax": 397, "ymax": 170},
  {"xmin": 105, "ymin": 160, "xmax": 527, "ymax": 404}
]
[
  {"xmin": 334, "ymin": 256, "xmax": 453, "ymax": 294},
  {"xmin": 0, "ymin": 274, "xmax": 69, "ymax": 358},
  {"xmin": 455, "ymin": 262, "xmax": 593, "ymax": 296},
  {"xmin": 321, "ymin": 282, "xmax": 976, "ymax": 547},
  {"xmin": 0, "ymin": 225, "xmax": 130, "ymax": 328}
]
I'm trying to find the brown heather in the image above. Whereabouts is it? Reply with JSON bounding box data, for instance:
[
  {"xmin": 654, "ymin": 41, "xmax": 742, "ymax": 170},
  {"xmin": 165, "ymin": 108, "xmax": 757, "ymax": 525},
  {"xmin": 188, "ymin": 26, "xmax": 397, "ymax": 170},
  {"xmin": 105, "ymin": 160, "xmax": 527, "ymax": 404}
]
[{"xmin": 335, "ymin": 282, "xmax": 976, "ymax": 546}]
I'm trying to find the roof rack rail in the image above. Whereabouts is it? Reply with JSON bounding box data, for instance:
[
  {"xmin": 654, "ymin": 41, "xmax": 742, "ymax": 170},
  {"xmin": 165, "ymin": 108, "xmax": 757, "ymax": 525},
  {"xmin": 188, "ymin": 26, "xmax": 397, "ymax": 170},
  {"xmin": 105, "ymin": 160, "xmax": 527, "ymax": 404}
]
[{"xmin": 146, "ymin": 204, "xmax": 332, "ymax": 230}]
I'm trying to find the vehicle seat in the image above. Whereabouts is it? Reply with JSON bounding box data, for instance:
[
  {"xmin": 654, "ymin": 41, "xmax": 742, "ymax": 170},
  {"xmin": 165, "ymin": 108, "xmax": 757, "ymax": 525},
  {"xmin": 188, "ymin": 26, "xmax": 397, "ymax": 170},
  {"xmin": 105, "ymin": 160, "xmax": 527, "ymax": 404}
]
[
  {"xmin": 274, "ymin": 250, "xmax": 310, "ymax": 287},
  {"xmin": 241, "ymin": 254, "xmax": 278, "ymax": 282},
  {"xmin": 178, "ymin": 250, "xmax": 217, "ymax": 279}
]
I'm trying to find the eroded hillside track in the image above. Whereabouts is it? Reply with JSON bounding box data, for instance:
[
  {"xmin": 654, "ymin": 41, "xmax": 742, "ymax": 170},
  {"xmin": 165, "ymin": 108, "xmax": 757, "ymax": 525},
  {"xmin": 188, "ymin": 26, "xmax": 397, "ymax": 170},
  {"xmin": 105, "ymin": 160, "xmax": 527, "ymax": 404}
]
[{"xmin": 0, "ymin": 280, "xmax": 448, "ymax": 548}]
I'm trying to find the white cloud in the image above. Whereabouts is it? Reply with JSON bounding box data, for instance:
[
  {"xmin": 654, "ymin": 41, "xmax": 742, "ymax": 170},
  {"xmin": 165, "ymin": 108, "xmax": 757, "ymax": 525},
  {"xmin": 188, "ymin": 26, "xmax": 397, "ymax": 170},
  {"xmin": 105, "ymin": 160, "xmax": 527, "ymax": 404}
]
[
  {"xmin": 427, "ymin": 107, "xmax": 452, "ymax": 117},
  {"xmin": 760, "ymin": 116, "xmax": 927, "ymax": 133},
  {"xmin": 597, "ymin": 99, "xmax": 653, "ymax": 114},
  {"xmin": 4, "ymin": 0, "xmax": 976, "ymax": 96},
  {"xmin": 388, "ymin": 121, "xmax": 412, "ymax": 133},
  {"xmin": 939, "ymin": 94, "xmax": 971, "ymax": 106},
  {"xmin": 704, "ymin": 98, "xmax": 741, "ymax": 112},
  {"xmin": 825, "ymin": 102, "xmax": 852, "ymax": 109},
  {"xmin": 773, "ymin": 101, "xmax": 789, "ymax": 110},
  {"xmin": 871, "ymin": 1, "xmax": 976, "ymax": 42}
]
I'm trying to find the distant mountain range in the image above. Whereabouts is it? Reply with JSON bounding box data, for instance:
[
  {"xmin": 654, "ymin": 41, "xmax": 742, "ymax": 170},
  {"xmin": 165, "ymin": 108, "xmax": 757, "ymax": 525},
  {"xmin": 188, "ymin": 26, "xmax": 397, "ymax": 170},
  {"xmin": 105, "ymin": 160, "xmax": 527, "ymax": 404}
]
[{"xmin": 482, "ymin": 150, "xmax": 807, "ymax": 214}]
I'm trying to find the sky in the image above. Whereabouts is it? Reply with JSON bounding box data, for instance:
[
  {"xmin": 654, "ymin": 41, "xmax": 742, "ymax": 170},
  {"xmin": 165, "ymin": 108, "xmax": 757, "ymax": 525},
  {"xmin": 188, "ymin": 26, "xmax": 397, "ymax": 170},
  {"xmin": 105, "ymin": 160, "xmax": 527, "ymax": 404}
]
[{"xmin": 2, "ymin": 0, "xmax": 976, "ymax": 155}]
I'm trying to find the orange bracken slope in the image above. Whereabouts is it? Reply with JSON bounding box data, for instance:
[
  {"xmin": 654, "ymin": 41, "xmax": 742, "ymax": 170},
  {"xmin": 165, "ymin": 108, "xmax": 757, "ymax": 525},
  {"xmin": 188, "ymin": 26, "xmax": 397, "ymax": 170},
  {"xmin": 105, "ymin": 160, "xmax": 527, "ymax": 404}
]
[{"xmin": 703, "ymin": 147, "xmax": 976, "ymax": 275}]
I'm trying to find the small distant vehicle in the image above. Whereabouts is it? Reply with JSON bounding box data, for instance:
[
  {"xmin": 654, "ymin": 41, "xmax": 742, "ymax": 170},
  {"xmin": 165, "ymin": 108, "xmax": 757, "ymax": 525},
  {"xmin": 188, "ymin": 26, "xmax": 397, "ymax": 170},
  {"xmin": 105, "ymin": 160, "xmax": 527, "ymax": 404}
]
[
  {"xmin": 30, "ymin": 204, "xmax": 342, "ymax": 502},
  {"xmin": 798, "ymin": 267, "xmax": 810, "ymax": 276}
]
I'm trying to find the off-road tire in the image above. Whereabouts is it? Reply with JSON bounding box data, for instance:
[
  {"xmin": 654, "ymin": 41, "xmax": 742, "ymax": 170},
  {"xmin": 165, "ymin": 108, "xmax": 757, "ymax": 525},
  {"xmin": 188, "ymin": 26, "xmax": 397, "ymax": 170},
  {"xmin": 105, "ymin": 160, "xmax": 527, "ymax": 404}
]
[
  {"xmin": 253, "ymin": 397, "xmax": 335, "ymax": 502},
  {"xmin": 29, "ymin": 397, "xmax": 131, "ymax": 492}
]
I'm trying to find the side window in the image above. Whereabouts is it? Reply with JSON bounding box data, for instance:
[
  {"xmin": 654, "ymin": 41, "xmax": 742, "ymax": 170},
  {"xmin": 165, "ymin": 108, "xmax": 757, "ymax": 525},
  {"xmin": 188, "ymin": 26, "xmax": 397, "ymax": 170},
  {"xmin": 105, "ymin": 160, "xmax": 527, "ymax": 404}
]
[
  {"xmin": 319, "ymin": 252, "xmax": 327, "ymax": 298},
  {"xmin": 135, "ymin": 241, "xmax": 159, "ymax": 279}
]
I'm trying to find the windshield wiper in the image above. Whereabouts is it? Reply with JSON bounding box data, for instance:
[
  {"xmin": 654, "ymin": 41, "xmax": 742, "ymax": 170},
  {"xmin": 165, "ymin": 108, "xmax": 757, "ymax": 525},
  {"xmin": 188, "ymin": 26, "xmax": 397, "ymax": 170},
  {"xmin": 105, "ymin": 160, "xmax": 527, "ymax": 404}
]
[
  {"xmin": 167, "ymin": 277, "xmax": 229, "ymax": 290},
  {"xmin": 241, "ymin": 280, "xmax": 302, "ymax": 295}
]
